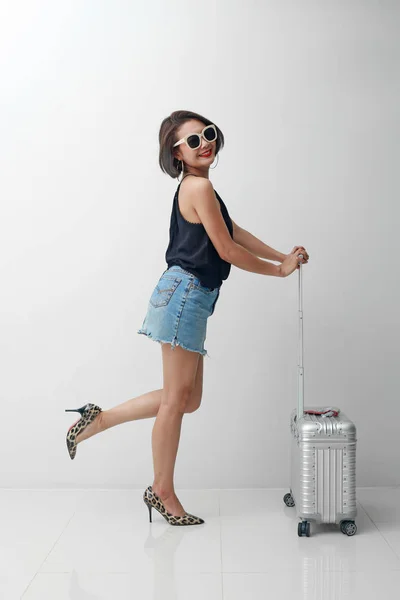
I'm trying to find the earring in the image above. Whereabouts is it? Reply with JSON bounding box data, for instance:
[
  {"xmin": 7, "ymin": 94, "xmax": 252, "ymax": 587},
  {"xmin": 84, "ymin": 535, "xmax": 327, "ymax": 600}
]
[
  {"xmin": 210, "ymin": 153, "xmax": 219, "ymax": 169},
  {"xmin": 176, "ymin": 159, "xmax": 183, "ymax": 181},
  {"xmin": 179, "ymin": 159, "xmax": 184, "ymax": 181}
]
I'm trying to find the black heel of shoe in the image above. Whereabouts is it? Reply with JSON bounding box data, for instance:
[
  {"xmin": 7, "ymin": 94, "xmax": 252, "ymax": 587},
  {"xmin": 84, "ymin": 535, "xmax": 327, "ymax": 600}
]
[
  {"xmin": 147, "ymin": 503, "xmax": 152, "ymax": 523},
  {"xmin": 65, "ymin": 404, "xmax": 91, "ymax": 416}
]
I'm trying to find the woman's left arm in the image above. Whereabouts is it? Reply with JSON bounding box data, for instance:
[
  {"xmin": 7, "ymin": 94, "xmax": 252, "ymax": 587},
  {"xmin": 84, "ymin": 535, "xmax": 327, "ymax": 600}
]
[{"xmin": 231, "ymin": 220, "xmax": 286, "ymax": 263}]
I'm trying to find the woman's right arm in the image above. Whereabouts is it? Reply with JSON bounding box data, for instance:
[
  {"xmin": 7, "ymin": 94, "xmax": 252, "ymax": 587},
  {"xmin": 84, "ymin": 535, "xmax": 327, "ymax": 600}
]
[
  {"xmin": 224, "ymin": 242, "xmax": 282, "ymax": 276},
  {"xmin": 187, "ymin": 177, "xmax": 282, "ymax": 278}
]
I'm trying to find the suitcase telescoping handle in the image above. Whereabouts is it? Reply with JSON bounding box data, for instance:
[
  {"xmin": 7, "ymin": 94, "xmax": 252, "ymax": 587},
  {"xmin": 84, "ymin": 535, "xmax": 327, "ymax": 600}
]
[{"xmin": 297, "ymin": 254, "xmax": 304, "ymax": 421}]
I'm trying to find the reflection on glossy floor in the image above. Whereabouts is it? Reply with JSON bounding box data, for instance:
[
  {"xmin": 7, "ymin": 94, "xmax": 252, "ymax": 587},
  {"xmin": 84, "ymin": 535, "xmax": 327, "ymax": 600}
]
[{"xmin": 1, "ymin": 487, "xmax": 400, "ymax": 599}]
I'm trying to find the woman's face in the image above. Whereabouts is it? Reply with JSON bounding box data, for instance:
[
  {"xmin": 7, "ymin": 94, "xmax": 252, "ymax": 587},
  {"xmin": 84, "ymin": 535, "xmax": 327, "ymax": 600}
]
[{"xmin": 173, "ymin": 119, "xmax": 216, "ymax": 170}]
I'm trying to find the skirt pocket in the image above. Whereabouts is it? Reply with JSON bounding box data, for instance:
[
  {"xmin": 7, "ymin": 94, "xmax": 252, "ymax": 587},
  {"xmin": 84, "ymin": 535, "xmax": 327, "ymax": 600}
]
[{"xmin": 149, "ymin": 276, "xmax": 182, "ymax": 308}]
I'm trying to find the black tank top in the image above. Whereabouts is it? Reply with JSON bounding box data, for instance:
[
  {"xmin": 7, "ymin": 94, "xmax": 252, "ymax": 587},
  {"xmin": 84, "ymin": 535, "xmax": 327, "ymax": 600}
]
[{"xmin": 165, "ymin": 177, "xmax": 234, "ymax": 289}]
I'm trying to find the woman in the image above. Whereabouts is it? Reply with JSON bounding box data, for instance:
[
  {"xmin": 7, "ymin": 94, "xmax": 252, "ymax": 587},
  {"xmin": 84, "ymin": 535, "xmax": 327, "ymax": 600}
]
[{"xmin": 65, "ymin": 110, "xmax": 309, "ymax": 526}]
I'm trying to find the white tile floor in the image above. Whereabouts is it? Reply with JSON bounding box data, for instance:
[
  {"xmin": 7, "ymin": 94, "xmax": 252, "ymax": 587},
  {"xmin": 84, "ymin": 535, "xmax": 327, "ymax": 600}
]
[{"xmin": 1, "ymin": 487, "xmax": 399, "ymax": 599}]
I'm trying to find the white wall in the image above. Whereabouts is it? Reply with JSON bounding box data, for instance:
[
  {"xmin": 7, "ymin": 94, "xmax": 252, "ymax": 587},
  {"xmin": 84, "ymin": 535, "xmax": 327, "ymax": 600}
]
[{"xmin": 0, "ymin": 0, "xmax": 398, "ymax": 489}]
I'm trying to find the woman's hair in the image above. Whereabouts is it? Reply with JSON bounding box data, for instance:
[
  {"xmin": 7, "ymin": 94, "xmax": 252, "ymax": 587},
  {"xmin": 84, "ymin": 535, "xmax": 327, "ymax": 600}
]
[{"xmin": 159, "ymin": 110, "xmax": 225, "ymax": 179}]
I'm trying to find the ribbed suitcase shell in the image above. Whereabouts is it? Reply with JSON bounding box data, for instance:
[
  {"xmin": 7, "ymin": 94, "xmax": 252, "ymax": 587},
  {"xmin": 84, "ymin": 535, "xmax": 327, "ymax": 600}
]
[{"xmin": 290, "ymin": 408, "xmax": 357, "ymax": 524}]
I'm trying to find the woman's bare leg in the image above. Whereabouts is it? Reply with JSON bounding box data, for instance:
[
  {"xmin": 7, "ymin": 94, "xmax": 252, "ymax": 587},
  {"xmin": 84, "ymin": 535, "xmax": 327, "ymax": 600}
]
[
  {"xmin": 75, "ymin": 353, "xmax": 204, "ymax": 446},
  {"xmin": 151, "ymin": 344, "xmax": 201, "ymax": 517},
  {"xmin": 75, "ymin": 389, "xmax": 162, "ymax": 444}
]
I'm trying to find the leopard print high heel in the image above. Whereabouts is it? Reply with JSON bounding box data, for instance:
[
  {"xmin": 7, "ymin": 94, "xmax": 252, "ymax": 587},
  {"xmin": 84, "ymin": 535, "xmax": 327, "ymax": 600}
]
[
  {"xmin": 143, "ymin": 486, "xmax": 205, "ymax": 526},
  {"xmin": 65, "ymin": 403, "xmax": 102, "ymax": 460}
]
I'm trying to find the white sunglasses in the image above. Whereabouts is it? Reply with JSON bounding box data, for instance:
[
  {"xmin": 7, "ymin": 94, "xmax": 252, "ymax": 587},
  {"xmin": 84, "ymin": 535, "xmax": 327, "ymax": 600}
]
[{"xmin": 173, "ymin": 124, "xmax": 217, "ymax": 150}]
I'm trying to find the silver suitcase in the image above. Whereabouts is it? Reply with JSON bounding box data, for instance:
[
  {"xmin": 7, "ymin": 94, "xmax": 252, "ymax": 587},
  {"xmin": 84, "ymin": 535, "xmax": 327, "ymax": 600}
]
[{"xmin": 283, "ymin": 256, "xmax": 358, "ymax": 537}]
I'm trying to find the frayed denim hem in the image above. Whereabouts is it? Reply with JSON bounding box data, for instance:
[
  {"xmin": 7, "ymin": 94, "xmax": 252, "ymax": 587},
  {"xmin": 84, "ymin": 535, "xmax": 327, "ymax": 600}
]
[{"xmin": 137, "ymin": 329, "xmax": 209, "ymax": 358}]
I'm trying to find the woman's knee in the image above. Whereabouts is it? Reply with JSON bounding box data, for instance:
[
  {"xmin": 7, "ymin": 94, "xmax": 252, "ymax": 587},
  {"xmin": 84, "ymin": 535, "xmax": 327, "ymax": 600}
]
[{"xmin": 161, "ymin": 385, "xmax": 194, "ymax": 413}]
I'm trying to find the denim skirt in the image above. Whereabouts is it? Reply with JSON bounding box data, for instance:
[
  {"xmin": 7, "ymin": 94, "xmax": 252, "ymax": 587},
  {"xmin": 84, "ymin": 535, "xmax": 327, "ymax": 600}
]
[{"xmin": 137, "ymin": 266, "xmax": 221, "ymax": 357}]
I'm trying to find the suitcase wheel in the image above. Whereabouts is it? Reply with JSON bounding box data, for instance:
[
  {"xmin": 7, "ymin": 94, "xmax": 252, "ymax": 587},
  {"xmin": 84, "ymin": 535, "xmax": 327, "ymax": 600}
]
[
  {"xmin": 298, "ymin": 521, "xmax": 311, "ymax": 537},
  {"xmin": 340, "ymin": 520, "xmax": 357, "ymax": 536},
  {"xmin": 283, "ymin": 493, "xmax": 295, "ymax": 507}
]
